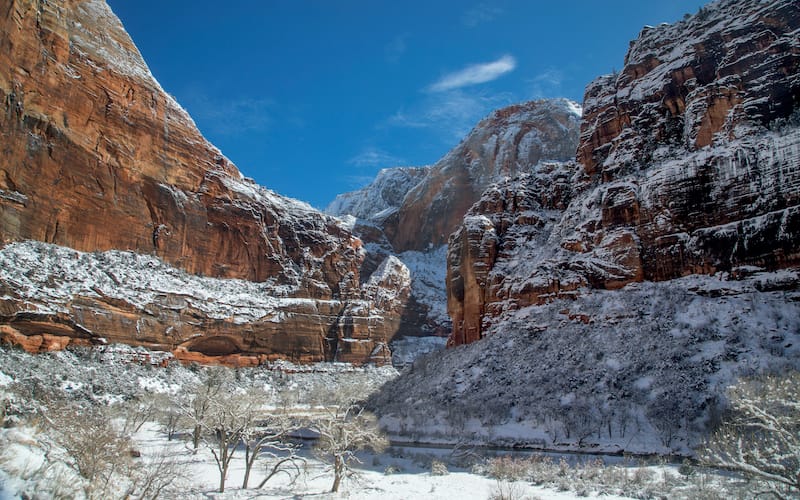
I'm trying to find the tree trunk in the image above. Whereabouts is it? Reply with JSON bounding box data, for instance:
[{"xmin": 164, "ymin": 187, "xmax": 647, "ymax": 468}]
[
  {"xmin": 220, "ymin": 461, "xmax": 227, "ymax": 493},
  {"xmin": 331, "ymin": 455, "xmax": 343, "ymax": 492},
  {"xmin": 243, "ymin": 445, "xmax": 253, "ymax": 489},
  {"xmin": 193, "ymin": 425, "xmax": 201, "ymax": 450}
]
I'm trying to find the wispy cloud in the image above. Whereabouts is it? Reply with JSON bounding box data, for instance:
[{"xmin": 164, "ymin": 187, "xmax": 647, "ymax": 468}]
[
  {"xmin": 348, "ymin": 147, "xmax": 406, "ymax": 168},
  {"xmin": 384, "ymin": 34, "xmax": 408, "ymax": 63},
  {"xmin": 529, "ymin": 68, "xmax": 565, "ymax": 99},
  {"xmin": 182, "ymin": 89, "xmax": 273, "ymax": 135},
  {"xmin": 344, "ymin": 175, "xmax": 380, "ymax": 189},
  {"xmin": 388, "ymin": 89, "xmax": 513, "ymax": 143},
  {"xmin": 428, "ymin": 55, "xmax": 516, "ymax": 92},
  {"xmin": 461, "ymin": 4, "xmax": 503, "ymax": 27}
]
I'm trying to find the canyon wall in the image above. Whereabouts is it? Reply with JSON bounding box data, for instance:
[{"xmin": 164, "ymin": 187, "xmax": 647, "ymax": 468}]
[
  {"xmin": 448, "ymin": 0, "xmax": 800, "ymax": 345},
  {"xmin": 384, "ymin": 99, "xmax": 581, "ymax": 253}
]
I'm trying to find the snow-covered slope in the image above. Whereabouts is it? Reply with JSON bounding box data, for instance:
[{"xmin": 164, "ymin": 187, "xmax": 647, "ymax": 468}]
[
  {"xmin": 370, "ymin": 270, "xmax": 800, "ymax": 455},
  {"xmin": 0, "ymin": 241, "xmax": 408, "ymax": 366}
]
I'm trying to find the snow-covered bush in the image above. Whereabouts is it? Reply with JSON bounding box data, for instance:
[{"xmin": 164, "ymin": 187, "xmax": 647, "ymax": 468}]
[
  {"xmin": 700, "ymin": 370, "xmax": 800, "ymax": 499},
  {"xmin": 430, "ymin": 459, "xmax": 449, "ymax": 476}
]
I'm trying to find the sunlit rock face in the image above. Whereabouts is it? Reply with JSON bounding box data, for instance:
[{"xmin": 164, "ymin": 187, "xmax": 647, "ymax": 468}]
[
  {"xmin": 0, "ymin": 0, "xmax": 410, "ymax": 364},
  {"xmin": 383, "ymin": 99, "xmax": 582, "ymax": 253},
  {"xmin": 447, "ymin": 0, "xmax": 800, "ymax": 346}
]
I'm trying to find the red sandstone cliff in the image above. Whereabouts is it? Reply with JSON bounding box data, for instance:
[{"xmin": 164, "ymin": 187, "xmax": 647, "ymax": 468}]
[
  {"xmin": 383, "ymin": 99, "xmax": 581, "ymax": 253},
  {"xmin": 0, "ymin": 0, "xmax": 408, "ymax": 364},
  {"xmin": 448, "ymin": 0, "xmax": 800, "ymax": 346}
]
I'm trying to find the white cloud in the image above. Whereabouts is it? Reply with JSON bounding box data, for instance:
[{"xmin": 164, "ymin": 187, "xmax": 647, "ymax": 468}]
[
  {"xmin": 428, "ymin": 55, "xmax": 516, "ymax": 92},
  {"xmin": 348, "ymin": 147, "xmax": 406, "ymax": 168},
  {"xmin": 461, "ymin": 4, "xmax": 503, "ymax": 27}
]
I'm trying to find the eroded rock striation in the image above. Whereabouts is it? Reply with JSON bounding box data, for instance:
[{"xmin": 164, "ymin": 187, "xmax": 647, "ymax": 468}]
[
  {"xmin": 448, "ymin": 0, "xmax": 800, "ymax": 346},
  {"xmin": 0, "ymin": 0, "xmax": 408, "ymax": 364}
]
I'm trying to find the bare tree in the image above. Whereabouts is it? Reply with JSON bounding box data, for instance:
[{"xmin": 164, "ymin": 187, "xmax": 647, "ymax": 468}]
[
  {"xmin": 241, "ymin": 408, "xmax": 304, "ymax": 489},
  {"xmin": 202, "ymin": 390, "xmax": 254, "ymax": 493},
  {"xmin": 129, "ymin": 447, "xmax": 189, "ymax": 500},
  {"xmin": 40, "ymin": 401, "xmax": 135, "ymax": 500},
  {"xmin": 153, "ymin": 392, "xmax": 186, "ymax": 441},
  {"xmin": 310, "ymin": 402, "xmax": 388, "ymax": 493},
  {"xmin": 183, "ymin": 367, "xmax": 229, "ymax": 450},
  {"xmin": 118, "ymin": 393, "xmax": 159, "ymax": 434},
  {"xmin": 701, "ymin": 371, "xmax": 800, "ymax": 500}
]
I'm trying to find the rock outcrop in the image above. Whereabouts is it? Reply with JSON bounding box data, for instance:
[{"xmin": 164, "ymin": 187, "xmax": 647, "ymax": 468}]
[
  {"xmin": 0, "ymin": 0, "xmax": 408, "ymax": 364},
  {"xmin": 384, "ymin": 99, "xmax": 582, "ymax": 253},
  {"xmin": 448, "ymin": 0, "xmax": 800, "ymax": 346},
  {"xmin": 326, "ymin": 167, "xmax": 430, "ymax": 223}
]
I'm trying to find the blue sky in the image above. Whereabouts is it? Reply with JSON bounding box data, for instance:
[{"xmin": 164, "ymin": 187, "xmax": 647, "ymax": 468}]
[{"xmin": 106, "ymin": 1, "xmax": 708, "ymax": 209}]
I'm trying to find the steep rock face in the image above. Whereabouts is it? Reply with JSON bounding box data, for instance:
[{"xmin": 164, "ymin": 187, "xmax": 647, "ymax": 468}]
[
  {"xmin": 0, "ymin": 0, "xmax": 407, "ymax": 364},
  {"xmin": 326, "ymin": 166, "xmax": 429, "ymax": 222},
  {"xmin": 384, "ymin": 99, "xmax": 581, "ymax": 253},
  {"xmin": 0, "ymin": 0, "xmax": 359, "ymax": 291},
  {"xmin": 448, "ymin": 0, "xmax": 800, "ymax": 345},
  {"xmin": 579, "ymin": 0, "xmax": 800, "ymax": 174},
  {"xmin": 447, "ymin": 163, "xmax": 578, "ymax": 345}
]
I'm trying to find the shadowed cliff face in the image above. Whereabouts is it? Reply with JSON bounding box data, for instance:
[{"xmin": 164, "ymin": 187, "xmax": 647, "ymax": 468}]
[
  {"xmin": 448, "ymin": 0, "xmax": 800, "ymax": 346},
  {"xmin": 0, "ymin": 0, "xmax": 410, "ymax": 364}
]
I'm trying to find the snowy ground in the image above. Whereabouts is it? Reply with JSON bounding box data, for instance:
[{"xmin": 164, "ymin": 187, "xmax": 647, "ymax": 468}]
[
  {"xmin": 0, "ymin": 420, "xmax": 690, "ymax": 500},
  {"xmin": 127, "ymin": 424, "xmax": 633, "ymax": 500},
  {"xmin": 0, "ymin": 346, "xmax": 742, "ymax": 499}
]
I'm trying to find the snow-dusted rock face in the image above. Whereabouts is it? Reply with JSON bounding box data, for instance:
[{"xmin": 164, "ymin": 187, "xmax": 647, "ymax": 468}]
[
  {"xmin": 0, "ymin": 0, "xmax": 411, "ymax": 364},
  {"xmin": 326, "ymin": 167, "xmax": 430, "ymax": 222},
  {"xmin": 0, "ymin": 241, "xmax": 408, "ymax": 365},
  {"xmin": 447, "ymin": 163, "xmax": 579, "ymax": 345},
  {"xmin": 328, "ymin": 100, "xmax": 580, "ymax": 343},
  {"xmin": 384, "ymin": 99, "xmax": 581, "ymax": 253},
  {"xmin": 579, "ymin": 0, "xmax": 800, "ymax": 174},
  {"xmin": 448, "ymin": 0, "xmax": 800, "ymax": 346}
]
